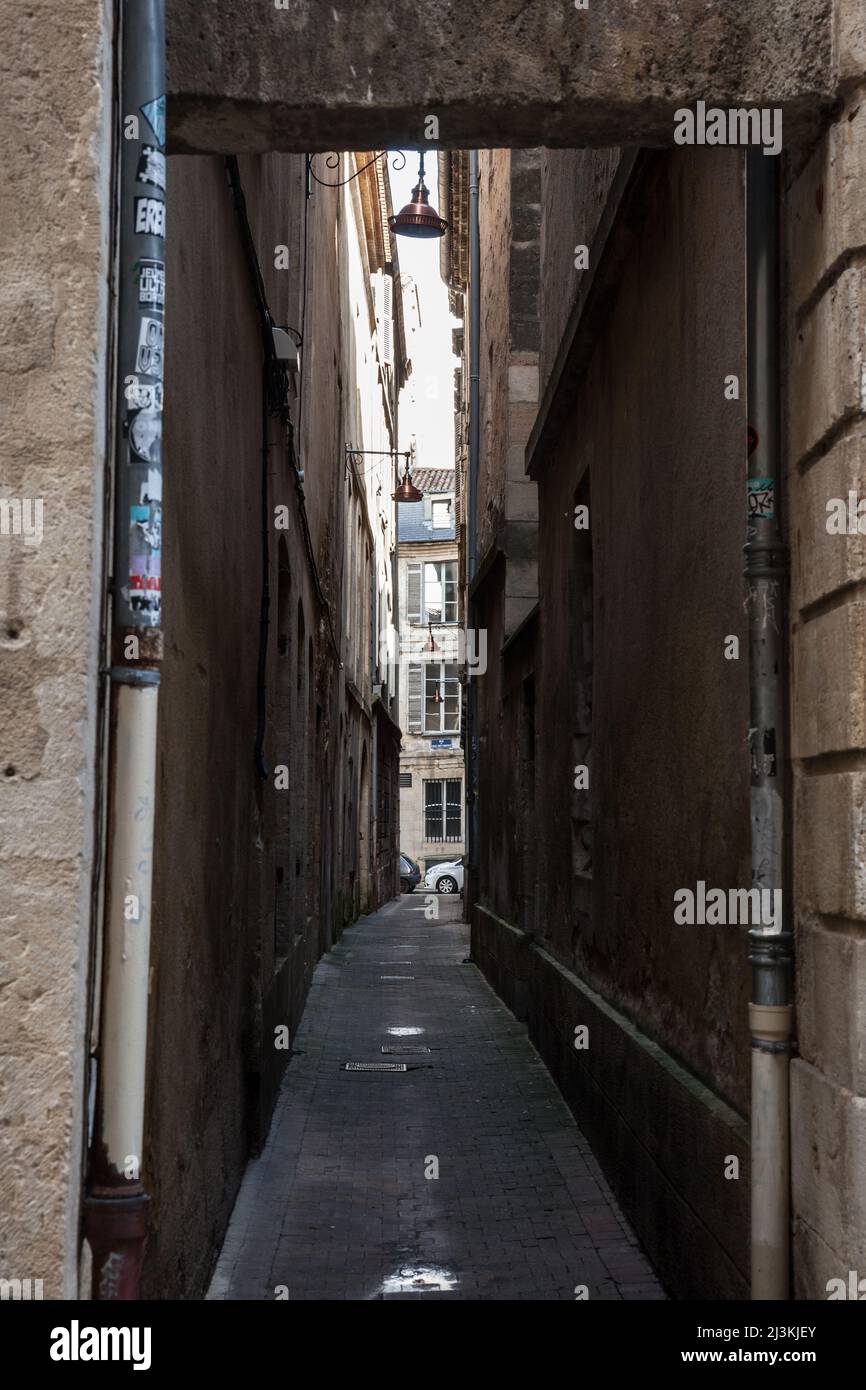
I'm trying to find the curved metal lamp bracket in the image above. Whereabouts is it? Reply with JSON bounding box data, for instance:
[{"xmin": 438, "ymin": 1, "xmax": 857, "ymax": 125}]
[{"xmin": 306, "ymin": 150, "xmax": 406, "ymax": 193}]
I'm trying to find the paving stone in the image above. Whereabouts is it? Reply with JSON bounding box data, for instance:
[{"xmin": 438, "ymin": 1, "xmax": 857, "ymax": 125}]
[{"xmin": 206, "ymin": 897, "xmax": 664, "ymax": 1301}]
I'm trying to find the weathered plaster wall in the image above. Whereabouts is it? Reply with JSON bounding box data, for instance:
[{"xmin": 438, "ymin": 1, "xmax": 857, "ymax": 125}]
[
  {"xmin": 0, "ymin": 0, "xmax": 112, "ymax": 1298},
  {"xmin": 538, "ymin": 149, "xmax": 622, "ymax": 401},
  {"xmin": 477, "ymin": 149, "xmax": 541, "ymax": 635},
  {"xmin": 536, "ymin": 150, "xmax": 751, "ymax": 1113},
  {"xmin": 785, "ymin": 31, "xmax": 866, "ymax": 1294},
  {"xmin": 142, "ymin": 149, "xmax": 347, "ymax": 1298},
  {"xmin": 166, "ymin": 0, "xmax": 834, "ymax": 154},
  {"xmin": 473, "ymin": 149, "xmax": 753, "ymax": 1297},
  {"xmin": 478, "ymin": 151, "xmax": 511, "ymax": 563}
]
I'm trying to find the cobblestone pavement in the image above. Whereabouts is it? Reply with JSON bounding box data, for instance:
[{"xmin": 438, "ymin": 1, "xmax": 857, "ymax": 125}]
[{"xmin": 207, "ymin": 895, "xmax": 665, "ymax": 1300}]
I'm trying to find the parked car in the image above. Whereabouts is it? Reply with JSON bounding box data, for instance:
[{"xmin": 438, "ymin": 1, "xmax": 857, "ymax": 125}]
[
  {"xmin": 399, "ymin": 853, "xmax": 421, "ymax": 894},
  {"xmin": 423, "ymin": 857, "xmax": 464, "ymax": 894}
]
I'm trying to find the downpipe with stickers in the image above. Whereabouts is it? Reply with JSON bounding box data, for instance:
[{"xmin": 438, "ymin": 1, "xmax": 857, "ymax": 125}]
[
  {"xmin": 83, "ymin": 0, "xmax": 165, "ymax": 1300},
  {"xmin": 744, "ymin": 149, "xmax": 793, "ymax": 1302}
]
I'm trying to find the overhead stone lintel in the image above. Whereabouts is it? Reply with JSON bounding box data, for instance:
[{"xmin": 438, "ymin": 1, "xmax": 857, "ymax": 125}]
[{"xmin": 167, "ymin": 0, "xmax": 837, "ymax": 155}]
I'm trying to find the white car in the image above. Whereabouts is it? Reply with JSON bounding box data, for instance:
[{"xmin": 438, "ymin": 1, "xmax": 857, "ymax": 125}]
[{"xmin": 423, "ymin": 858, "xmax": 464, "ymax": 894}]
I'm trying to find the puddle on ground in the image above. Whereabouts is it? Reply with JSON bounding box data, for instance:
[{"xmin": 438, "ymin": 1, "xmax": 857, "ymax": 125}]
[{"xmin": 379, "ymin": 1264, "xmax": 458, "ymax": 1294}]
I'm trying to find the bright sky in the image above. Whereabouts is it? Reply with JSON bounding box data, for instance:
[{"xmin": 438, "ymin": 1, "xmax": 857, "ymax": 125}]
[{"xmin": 389, "ymin": 150, "xmax": 461, "ymax": 475}]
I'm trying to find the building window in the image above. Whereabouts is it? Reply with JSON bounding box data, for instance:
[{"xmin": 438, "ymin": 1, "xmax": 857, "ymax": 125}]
[
  {"xmin": 431, "ymin": 498, "xmax": 452, "ymax": 529},
  {"xmin": 425, "ymin": 663, "xmax": 460, "ymax": 733},
  {"xmin": 399, "ymin": 771, "xmax": 412, "ymax": 788},
  {"xmin": 405, "ymin": 662, "xmax": 460, "ymax": 734},
  {"xmin": 424, "ymin": 778, "xmax": 462, "ymax": 842},
  {"xmin": 407, "ymin": 560, "xmax": 458, "ymax": 624}
]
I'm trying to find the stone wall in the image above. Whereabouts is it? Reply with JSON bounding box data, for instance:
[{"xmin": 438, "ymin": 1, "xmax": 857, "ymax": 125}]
[
  {"xmin": 166, "ymin": 0, "xmax": 835, "ymax": 154},
  {"xmin": 473, "ymin": 148, "xmax": 754, "ymax": 1297},
  {"xmin": 0, "ymin": 0, "xmax": 112, "ymax": 1299},
  {"xmin": 141, "ymin": 149, "xmax": 396, "ymax": 1297},
  {"xmin": 477, "ymin": 149, "xmax": 541, "ymax": 637},
  {"xmin": 785, "ymin": 30, "xmax": 866, "ymax": 1295}
]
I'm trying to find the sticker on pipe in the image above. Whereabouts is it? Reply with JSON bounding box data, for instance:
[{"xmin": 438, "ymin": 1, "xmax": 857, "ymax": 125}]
[
  {"xmin": 747, "ymin": 477, "xmax": 774, "ymax": 520},
  {"xmin": 127, "ymin": 406, "xmax": 162, "ymax": 466},
  {"xmin": 128, "ymin": 571, "xmax": 161, "ymax": 620},
  {"xmin": 135, "ymin": 317, "xmax": 164, "ymax": 378},
  {"xmin": 130, "ymin": 503, "xmax": 161, "ymax": 554},
  {"xmin": 137, "ymin": 259, "xmax": 165, "ymax": 311},
  {"xmin": 140, "ymin": 95, "xmax": 166, "ymax": 149},
  {"xmin": 134, "ymin": 197, "xmax": 165, "ymax": 239},
  {"xmin": 136, "ymin": 146, "xmax": 166, "ymax": 192},
  {"xmin": 124, "ymin": 376, "xmax": 163, "ymax": 411}
]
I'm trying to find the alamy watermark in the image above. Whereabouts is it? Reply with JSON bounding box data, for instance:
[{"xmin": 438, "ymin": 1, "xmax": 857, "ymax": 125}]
[
  {"xmin": 0, "ymin": 1276, "xmax": 43, "ymax": 1299},
  {"xmin": 674, "ymin": 101, "xmax": 782, "ymax": 157},
  {"xmin": 0, "ymin": 497, "xmax": 43, "ymax": 547},
  {"xmin": 674, "ymin": 881, "xmax": 782, "ymax": 931},
  {"xmin": 825, "ymin": 492, "xmax": 866, "ymax": 534}
]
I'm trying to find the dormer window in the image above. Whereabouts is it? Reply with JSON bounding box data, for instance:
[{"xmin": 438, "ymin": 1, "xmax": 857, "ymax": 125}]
[{"xmin": 431, "ymin": 497, "xmax": 452, "ymax": 529}]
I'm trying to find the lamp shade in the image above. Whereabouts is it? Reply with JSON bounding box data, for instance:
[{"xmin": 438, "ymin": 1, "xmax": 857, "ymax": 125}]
[{"xmin": 389, "ymin": 155, "xmax": 448, "ymax": 239}]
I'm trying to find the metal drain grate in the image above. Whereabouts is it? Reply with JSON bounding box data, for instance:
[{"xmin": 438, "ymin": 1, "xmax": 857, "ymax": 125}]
[
  {"xmin": 342, "ymin": 1061, "xmax": 407, "ymax": 1073},
  {"xmin": 380, "ymin": 975, "xmax": 415, "ymax": 980},
  {"xmin": 381, "ymin": 1045, "xmax": 431, "ymax": 1055}
]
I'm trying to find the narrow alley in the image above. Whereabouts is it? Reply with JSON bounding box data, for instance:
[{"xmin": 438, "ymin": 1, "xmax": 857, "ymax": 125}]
[
  {"xmin": 6, "ymin": 0, "xmax": 866, "ymax": 1355},
  {"xmin": 207, "ymin": 896, "xmax": 662, "ymax": 1302}
]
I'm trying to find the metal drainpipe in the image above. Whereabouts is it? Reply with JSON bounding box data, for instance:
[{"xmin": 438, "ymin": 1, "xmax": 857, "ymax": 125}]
[
  {"xmin": 83, "ymin": 0, "xmax": 165, "ymax": 1299},
  {"xmin": 466, "ymin": 152, "xmax": 480, "ymax": 896},
  {"xmin": 744, "ymin": 149, "xmax": 792, "ymax": 1301}
]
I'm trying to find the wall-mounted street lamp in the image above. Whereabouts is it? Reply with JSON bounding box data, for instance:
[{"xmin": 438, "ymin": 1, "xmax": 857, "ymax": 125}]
[
  {"xmin": 306, "ymin": 150, "xmax": 406, "ymax": 194},
  {"xmin": 345, "ymin": 447, "xmax": 424, "ymax": 503},
  {"xmin": 389, "ymin": 153, "xmax": 448, "ymax": 239},
  {"xmin": 392, "ymin": 456, "xmax": 424, "ymax": 503}
]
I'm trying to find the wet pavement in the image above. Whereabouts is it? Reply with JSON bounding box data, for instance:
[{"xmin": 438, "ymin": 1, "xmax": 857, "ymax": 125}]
[{"xmin": 207, "ymin": 894, "xmax": 664, "ymax": 1300}]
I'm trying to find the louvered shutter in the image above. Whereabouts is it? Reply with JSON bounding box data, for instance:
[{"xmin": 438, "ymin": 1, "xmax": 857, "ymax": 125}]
[
  {"xmin": 407, "ymin": 562, "xmax": 422, "ymax": 623},
  {"xmin": 382, "ymin": 273, "xmax": 394, "ymax": 366},
  {"xmin": 407, "ymin": 664, "xmax": 423, "ymax": 732},
  {"xmin": 374, "ymin": 271, "xmax": 394, "ymax": 368}
]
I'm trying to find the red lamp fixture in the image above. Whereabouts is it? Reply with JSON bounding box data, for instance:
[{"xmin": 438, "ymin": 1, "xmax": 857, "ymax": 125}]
[
  {"xmin": 389, "ymin": 153, "xmax": 448, "ymax": 240},
  {"xmin": 392, "ymin": 453, "xmax": 424, "ymax": 503}
]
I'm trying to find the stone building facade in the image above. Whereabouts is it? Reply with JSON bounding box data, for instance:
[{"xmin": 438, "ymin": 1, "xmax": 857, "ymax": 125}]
[
  {"xmin": 396, "ymin": 469, "xmax": 464, "ymax": 874},
  {"xmin": 143, "ymin": 149, "xmax": 403, "ymax": 1297},
  {"xmin": 456, "ymin": 93, "xmax": 866, "ymax": 1300},
  {"xmin": 1, "ymin": 122, "xmax": 404, "ymax": 1295}
]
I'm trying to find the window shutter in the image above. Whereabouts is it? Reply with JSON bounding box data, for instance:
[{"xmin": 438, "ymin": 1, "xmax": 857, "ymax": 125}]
[
  {"xmin": 407, "ymin": 664, "xmax": 423, "ymax": 732},
  {"xmin": 382, "ymin": 273, "xmax": 394, "ymax": 366},
  {"xmin": 374, "ymin": 271, "xmax": 394, "ymax": 368},
  {"xmin": 407, "ymin": 562, "xmax": 422, "ymax": 623}
]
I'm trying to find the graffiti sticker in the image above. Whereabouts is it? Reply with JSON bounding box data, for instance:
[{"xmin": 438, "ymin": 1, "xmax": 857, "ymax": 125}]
[
  {"xmin": 134, "ymin": 197, "xmax": 165, "ymax": 239},
  {"xmin": 128, "ymin": 492, "xmax": 162, "ymax": 620},
  {"xmin": 127, "ymin": 406, "xmax": 162, "ymax": 466},
  {"xmin": 139, "ymin": 95, "xmax": 166, "ymax": 149},
  {"xmin": 130, "ymin": 502, "xmax": 161, "ymax": 553},
  {"xmin": 124, "ymin": 375, "xmax": 163, "ymax": 411},
  {"xmin": 136, "ymin": 145, "xmax": 165, "ymax": 192},
  {"xmin": 748, "ymin": 477, "xmax": 774, "ymax": 520},
  {"xmin": 128, "ymin": 571, "xmax": 161, "ymax": 619},
  {"xmin": 137, "ymin": 259, "xmax": 165, "ymax": 311},
  {"xmin": 135, "ymin": 317, "xmax": 164, "ymax": 377}
]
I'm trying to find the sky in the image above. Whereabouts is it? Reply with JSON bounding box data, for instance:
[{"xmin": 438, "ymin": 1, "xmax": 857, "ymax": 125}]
[{"xmin": 388, "ymin": 150, "xmax": 461, "ymax": 475}]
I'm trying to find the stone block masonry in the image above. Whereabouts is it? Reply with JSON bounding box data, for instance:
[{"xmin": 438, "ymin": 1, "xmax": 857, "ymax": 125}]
[
  {"xmin": 166, "ymin": 0, "xmax": 835, "ymax": 154},
  {"xmin": 785, "ymin": 65, "xmax": 866, "ymax": 1298}
]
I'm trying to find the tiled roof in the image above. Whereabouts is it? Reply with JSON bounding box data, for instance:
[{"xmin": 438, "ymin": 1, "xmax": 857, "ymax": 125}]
[{"xmin": 412, "ymin": 468, "xmax": 456, "ymax": 495}]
